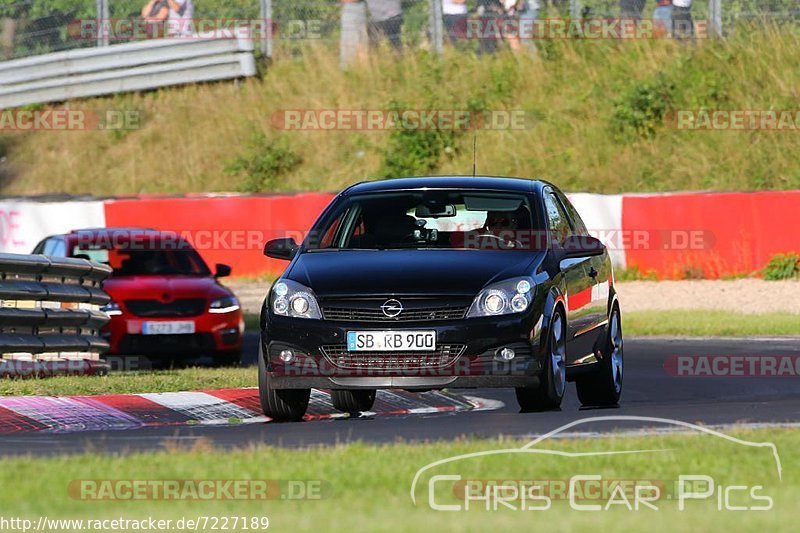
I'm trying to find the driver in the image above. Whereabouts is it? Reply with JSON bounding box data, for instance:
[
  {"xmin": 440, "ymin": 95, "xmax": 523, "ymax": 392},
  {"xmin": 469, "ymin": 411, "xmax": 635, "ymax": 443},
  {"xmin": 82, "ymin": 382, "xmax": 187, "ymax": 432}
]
[{"xmin": 480, "ymin": 206, "xmax": 530, "ymax": 249}]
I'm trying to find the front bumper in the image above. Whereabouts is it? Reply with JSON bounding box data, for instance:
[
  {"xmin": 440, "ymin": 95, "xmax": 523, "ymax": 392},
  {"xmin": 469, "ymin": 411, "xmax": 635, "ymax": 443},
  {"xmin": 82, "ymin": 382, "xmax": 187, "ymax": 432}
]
[
  {"xmin": 262, "ymin": 310, "xmax": 546, "ymax": 390},
  {"xmin": 104, "ymin": 311, "xmax": 244, "ymax": 355}
]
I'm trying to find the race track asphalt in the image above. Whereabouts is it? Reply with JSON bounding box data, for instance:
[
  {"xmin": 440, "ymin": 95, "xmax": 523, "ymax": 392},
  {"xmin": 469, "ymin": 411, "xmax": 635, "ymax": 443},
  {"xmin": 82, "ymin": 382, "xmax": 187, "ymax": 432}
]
[{"xmin": 0, "ymin": 336, "xmax": 798, "ymax": 457}]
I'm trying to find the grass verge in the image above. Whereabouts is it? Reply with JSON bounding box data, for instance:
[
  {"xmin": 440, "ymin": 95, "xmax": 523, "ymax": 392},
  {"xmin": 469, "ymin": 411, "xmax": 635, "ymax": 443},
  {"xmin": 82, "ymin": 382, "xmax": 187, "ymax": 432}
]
[
  {"xmin": 0, "ymin": 367, "xmax": 255, "ymax": 397},
  {"xmin": 0, "ymin": 428, "xmax": 795, "ymax": 531},
  {"xmin": 2, "ymin": 29, "xmax": 799, "ymax": 195},
  {"xmin": 624, "ymin": 310, "xmax": 800, "ymax": 337}
]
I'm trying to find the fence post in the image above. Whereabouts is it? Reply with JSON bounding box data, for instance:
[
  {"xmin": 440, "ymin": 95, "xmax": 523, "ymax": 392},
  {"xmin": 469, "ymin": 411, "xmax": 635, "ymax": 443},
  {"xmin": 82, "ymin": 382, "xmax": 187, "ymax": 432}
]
[
  {"xmin": 570, "ymin": 0, "xmax": 582, "ymax": 19},
  {"xmin": 96, "ymin": 0, "xmax": 109, "ymax": 47},
  {"xmin": 709, "ymin": 0, "xmax": 723, "ymax": 37},
  {"xmin": 260, "ymin": 0, "xmax": 272, "ymax": 58},
  {"xmin": 340, "ymin": 1, "xmax": 368, "ymax": 68},
  {"xmin": 428, "ymin": 0, "xmax": 443, "ymax": 55}
]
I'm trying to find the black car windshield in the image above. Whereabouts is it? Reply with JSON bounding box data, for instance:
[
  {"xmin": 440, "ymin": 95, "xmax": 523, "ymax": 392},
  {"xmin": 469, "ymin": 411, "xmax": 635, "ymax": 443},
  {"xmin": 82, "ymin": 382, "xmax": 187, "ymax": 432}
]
[
  {"xmin": 73, "ymin": 243, "xmax": 211, "ymax": 277},
  {"xmin": 306, "ymin": 191, "xmax": 544, "ymax": 251}
]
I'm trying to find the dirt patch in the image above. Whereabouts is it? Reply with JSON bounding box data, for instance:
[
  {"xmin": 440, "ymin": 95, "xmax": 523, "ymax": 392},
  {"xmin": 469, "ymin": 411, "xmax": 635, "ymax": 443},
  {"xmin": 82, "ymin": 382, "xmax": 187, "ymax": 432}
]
[{"xmin": 616, "ymin": 280, "xmax": 800, "ymax": 314}]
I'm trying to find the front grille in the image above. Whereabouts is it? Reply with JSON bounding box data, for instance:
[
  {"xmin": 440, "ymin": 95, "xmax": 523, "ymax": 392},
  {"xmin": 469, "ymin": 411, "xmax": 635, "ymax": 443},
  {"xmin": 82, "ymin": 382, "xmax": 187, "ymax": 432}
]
[
  {"xmin": 124, "ymin": 298, "xmax": 206, "ymax": 318},
  {"xmin": 322, "ymin": 303, "xmax": 470, "ymax": 322},
  {"xmin": 117, "ymin": 333, "xmax": 215, "ymax": 354},
  {"xmin": 320, "ymin": 344, "xmax": 466, "ymax": 369}
]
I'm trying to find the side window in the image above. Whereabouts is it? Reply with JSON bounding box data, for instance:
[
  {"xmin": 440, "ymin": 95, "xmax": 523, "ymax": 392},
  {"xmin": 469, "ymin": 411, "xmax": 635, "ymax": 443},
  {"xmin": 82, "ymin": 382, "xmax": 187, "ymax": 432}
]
[
  {"xmin": 555, "ymin": 191, "xmax": 589, "ymax": 237},
  {"xmin": 543, "ymin": 191, "xmax": 571, "ymax": 245},
  {"xmin": 32, "ymin": 239, "xmax": 48, "ymax": 255},
  {"xmin": 50, "ymin": 238, "xmax": 66, "ymax": 257}
]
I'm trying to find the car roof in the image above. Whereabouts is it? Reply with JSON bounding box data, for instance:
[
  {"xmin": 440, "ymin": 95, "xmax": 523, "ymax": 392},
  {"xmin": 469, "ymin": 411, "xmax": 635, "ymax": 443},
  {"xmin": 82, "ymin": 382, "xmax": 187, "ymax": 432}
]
[
  {"xmin": 342, "ymin": 176, "xmax": 548, "ymax": 195},
  {"xmin": 63, "ymin": 227, "xmax": 179, "ymax": 243}
]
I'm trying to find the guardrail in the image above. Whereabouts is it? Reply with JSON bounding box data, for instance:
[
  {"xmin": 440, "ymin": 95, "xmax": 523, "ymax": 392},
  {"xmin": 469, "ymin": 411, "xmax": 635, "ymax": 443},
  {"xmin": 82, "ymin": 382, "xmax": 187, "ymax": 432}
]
[
  {"xmin": 0, "ymin": 253, "xmax": 112, "ymax": 378},
  {"xmin": 0, "ymin": 34, "xmax": 257, "ymax": 109}
]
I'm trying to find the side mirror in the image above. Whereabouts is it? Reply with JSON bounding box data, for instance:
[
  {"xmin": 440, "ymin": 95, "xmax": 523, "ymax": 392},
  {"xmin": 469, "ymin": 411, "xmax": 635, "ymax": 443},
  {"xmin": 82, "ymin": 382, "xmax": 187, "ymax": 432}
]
[
  {"xmin": 561, "ymin": 235, "xmax": 605, "ymax": 259},
  {"xmin": 215, "ymin": 263, "xmax": 232, "ymax": 278},
  {"xmin": 264, "ymin": 238, "xmax": 299, "ymax": 261}
]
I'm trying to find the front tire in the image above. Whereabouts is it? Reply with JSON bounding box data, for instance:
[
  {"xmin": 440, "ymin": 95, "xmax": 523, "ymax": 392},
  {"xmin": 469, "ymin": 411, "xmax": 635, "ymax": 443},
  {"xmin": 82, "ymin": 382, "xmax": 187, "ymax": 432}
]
[
  {"xmin": 331, "ymin": 389, "xmax": 376, "ymax": 413},
  {"xmin": 516, "ymin": 307, "xmax": 566, "ymax": 411},
  {"xmin": 576, "ymin": 305, "xmax": 623, "ymax": 407},
  {"xmin": 258, "ymin": 345, "xmax": 310, "ymax": 421}
]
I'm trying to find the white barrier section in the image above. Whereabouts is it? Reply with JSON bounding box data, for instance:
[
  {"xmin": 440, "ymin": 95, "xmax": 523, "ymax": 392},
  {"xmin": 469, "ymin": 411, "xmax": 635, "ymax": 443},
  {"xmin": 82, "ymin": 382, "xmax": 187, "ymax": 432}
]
[
  {"xmin": 0, "ymin": 200, "xmax": 106, "ymax": 254},
  {"xmin": 566, "ymin": 193, "xmax": 626, "ymax": 268}
]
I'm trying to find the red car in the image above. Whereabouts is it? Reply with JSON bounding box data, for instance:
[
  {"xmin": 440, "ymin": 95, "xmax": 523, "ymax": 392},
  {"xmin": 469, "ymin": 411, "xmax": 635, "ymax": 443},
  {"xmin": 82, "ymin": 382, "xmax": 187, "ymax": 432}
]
[{"xmin": 33, "ymin": 228, "xmax": 244, "ymax": 366}]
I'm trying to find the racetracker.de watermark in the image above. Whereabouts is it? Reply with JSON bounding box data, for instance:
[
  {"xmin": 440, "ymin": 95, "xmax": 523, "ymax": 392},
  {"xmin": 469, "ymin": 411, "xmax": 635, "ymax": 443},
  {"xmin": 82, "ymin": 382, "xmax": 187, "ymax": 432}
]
[
  {"xmin": 669, "ymin": 110, "xmax": 800, "ymax": 131},
  {"xmin": 664, "ymin": 355, "xmax": 800, "ymax": 377},
  {"xmin": 76, "ymin": 228, "xmax": 715, "ymax": 253},
  {"xmin": 69, "ymin": 479, "xmax": 328, "ymax": 501},
  {"xmin": 69, "ymin": 18, "xmax": 321, "ymax": 41},
  {"xmin": 0, "ymin": 109, "xmax": 141, "ymax": 131},
  {"xmin": 270, "ymin": 109, "xmax": 530, "ymax": 131},
  {"xmin": 455, "ymin": 17, "xmax": 708, "ymax": 40}
]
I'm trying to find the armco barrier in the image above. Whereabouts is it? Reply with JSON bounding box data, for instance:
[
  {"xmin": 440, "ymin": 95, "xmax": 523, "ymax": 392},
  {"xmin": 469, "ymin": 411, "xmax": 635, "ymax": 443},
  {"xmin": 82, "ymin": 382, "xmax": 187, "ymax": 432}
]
[
  {"xmin": 0, "ymin": 35, "xmax": 257, "ymax": 109},
  {"xmin": 0, "ymin": 253, "xmax": 112, "ymax": 377}
]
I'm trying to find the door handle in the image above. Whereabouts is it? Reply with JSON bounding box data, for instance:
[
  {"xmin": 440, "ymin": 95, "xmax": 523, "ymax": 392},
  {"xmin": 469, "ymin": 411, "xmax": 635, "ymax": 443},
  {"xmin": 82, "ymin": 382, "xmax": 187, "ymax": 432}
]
[{"xmin": 588, "ymin": 267, "xmax": 598, "ymax": 279}]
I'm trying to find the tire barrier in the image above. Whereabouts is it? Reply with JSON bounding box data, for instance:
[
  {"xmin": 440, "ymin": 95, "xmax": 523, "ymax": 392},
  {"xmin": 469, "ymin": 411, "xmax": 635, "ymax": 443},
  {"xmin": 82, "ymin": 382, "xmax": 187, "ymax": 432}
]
[{"xmin": 0, "ymin": 253, "xmax": 112, "ymax": 377}]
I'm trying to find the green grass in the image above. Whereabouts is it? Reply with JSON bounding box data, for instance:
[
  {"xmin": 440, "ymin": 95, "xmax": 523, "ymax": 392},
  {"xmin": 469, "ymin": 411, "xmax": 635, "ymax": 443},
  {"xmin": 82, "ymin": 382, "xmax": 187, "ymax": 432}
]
[
  {"xmin": 624, "ymin": 310, "xmax": 800, "ymax": 337},
  {"xmin": 0, "ymin": 367, "xmax": 255, "ymax": 397},
  {"xmin": 0, "ymin": 428, "xmax": 796, "ymax": 531},
  {"xmin": 1, "ymin": 29, "xmax": 799, "ymax": 195}
]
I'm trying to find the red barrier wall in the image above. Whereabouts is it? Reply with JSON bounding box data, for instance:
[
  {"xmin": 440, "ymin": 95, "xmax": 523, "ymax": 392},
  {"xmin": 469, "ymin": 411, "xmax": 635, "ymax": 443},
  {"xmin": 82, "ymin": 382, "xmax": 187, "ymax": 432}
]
[
  {"xmin": 622, "ymin": 191, "xmax": 800, "ymax": 278},
  {"xmin": 103, "ymin": 193, "xmax": 335, "ymax": 277},
  {"xmin": 101, "ymin": 190, "xmax": 799, "ymax": 279}
]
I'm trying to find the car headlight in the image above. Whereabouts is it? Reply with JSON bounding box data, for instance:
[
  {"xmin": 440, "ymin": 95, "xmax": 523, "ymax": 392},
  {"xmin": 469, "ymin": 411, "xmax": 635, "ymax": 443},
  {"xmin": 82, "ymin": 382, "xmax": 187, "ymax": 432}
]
[
  {"xmin": 209, "ymin": 296, "xmax": 240, "ymax": 314},
  {"xmin": 467, "ymin": 277, "xmax": 535, "ymax": 318},
  {"xmin": 269, "ymin": 279, "xmax": 322, "ymax": 319},
  {"xmin": 100, "ymin": 301, "xmax": 122, "ymax": 316}
]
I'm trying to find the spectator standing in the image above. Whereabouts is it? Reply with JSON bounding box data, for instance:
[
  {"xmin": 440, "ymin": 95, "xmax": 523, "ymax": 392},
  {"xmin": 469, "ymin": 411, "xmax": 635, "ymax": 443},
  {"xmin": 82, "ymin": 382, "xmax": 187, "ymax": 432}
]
[
  {"xmin": 619, "ymin": 0, "xmax": 646, "ymax": 20},
  {"xmin": 340, "ymin": 0, "xmax": 369, "ymax": 67},
  {"xmin": 166, "ymin": 0, "xmax": 193, "ymax": 37},
  {"xmin": 366, "ymin": 0, "xmax": 403, "ymax": 51},
  {"xmin": 672, "ymin": 0, "xmax": 693, "ymax": 39},
  {"xmin": 442, "ymin": 0, "xmax": 468, "ymax": 45},
  {"xmin": 141, "ymin": 0, "xmax": 169, "ymax": 38},
  {"xmin": 653, "ymin": 0, "xmax": 673, "ymax": 37}
]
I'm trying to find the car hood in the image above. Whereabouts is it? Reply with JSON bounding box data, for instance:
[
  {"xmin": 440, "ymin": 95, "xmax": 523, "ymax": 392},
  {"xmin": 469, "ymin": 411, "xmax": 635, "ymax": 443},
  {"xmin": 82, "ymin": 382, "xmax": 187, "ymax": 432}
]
[
  {"xmin": 287, "ymin": 250, "xmax": 542, "ymax": 296},
  {"xmin": 103, "ymin": 275, "xmax": 227, "ymax": 300}
]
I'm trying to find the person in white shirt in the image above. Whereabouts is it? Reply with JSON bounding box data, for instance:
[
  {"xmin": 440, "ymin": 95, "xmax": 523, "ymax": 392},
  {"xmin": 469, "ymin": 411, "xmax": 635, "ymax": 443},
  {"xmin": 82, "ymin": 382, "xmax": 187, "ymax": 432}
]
[
  {"xmin": 167, "ymin": 0, "xmax": 194, "ymax": 37},
  {"xmin": 442, "ymin": 0, "xmax": 468, "ymax": 44},
  {"xmin": 672, "ymin": 0, "xmax": 694, "ymax": 39}
]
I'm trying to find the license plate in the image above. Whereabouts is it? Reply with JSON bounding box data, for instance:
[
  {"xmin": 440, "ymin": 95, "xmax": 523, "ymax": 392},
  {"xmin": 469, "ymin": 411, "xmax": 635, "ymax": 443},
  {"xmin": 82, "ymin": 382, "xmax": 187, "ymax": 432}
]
[
  {"xmin": 142, "ymin": 321, "xmax": 195, "ymax": 335},
  {"xmin": 347, "ymin": 331, "xmax": 436, "ymax": 351}
]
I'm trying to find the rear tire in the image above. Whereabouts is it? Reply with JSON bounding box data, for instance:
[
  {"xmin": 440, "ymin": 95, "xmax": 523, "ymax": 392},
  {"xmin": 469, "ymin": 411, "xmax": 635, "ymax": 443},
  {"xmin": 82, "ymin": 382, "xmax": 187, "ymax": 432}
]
[
  {"xmin": 331, "ymin": 389, "xmax": 376, "ymax": 413},
  {"xmin": 258, "ymin": 345, "xmax": 310, "ymax": 421},
  {"xmin": 576, "ymin": 305, "xmax": 623, "ymax": 407},
  {"xmin": 516, "ymin": 307, "xmax": 566, "ymax": 411}
]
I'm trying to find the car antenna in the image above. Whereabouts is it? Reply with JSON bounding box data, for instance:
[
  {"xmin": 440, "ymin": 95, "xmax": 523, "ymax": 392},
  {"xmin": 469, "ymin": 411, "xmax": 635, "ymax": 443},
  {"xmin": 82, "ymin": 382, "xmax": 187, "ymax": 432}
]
[{"xmin": 472, "ymin": 133, "xmax": 477, "ymax": 177}]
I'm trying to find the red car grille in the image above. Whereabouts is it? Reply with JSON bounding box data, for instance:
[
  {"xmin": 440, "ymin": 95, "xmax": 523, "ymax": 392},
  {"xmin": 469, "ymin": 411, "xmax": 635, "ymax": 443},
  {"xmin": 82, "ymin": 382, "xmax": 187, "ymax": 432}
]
[{"xmin": 124, "ymin": 298, "xmax": 206, "ymax": 318}]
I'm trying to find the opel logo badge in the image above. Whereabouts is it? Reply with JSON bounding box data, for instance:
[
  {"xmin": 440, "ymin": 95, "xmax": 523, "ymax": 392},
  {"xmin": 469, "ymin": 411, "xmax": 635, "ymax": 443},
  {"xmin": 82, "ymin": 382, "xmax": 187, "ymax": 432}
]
[{"xmin": 381, "ymin": 299, "xmax": 403, "ymax": 318}]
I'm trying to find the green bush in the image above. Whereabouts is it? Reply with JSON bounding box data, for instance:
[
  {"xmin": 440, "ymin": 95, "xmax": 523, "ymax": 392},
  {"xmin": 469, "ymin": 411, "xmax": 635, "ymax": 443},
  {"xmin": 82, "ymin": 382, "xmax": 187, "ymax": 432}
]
[
  {"xmin": 225, "ymin": 129, "xmax": 302, "ymax": 192},
  {"xmin": 379, "ymin": 100, "xmax": 458, "ymax": 178},
  {"xmin": 763, "ymin": 253, "xmax": 800, "ymax": 280},
  {"xmin": 610, "ymin": 74, "xmax": 675, "ymax": 140}
]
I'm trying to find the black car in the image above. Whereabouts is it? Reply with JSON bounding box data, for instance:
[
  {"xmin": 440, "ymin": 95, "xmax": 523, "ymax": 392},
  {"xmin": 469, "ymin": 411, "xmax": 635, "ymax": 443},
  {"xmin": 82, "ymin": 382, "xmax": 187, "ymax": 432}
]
[{"xmin": 260, "ymin": 177, "xmax": 623, "ymax": 421}]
